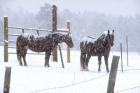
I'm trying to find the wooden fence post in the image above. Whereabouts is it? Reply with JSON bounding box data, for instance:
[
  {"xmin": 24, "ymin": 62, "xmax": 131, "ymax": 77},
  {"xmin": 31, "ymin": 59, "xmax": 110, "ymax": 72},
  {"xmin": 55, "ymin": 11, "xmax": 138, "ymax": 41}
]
[
  {"xmin": 67, "ymin": 21, "xmax": 71, "ymax": 63},
  {"xmin": 4, "ymin": 17, "xmax": 8, "ymax": 62},
  {"xmin": 3, "ymin": 67, "xmax": 11, "ymax": 93},
  {"xmin": 52, "ymin": 5, "xmax": 58, "ymax": 62},
  {"xmin": 22, "ymin": 29, "xmax": 24, "ymax": 34},
  {"xmin": 126, "ymin": 36, "xmax": 128, "ymax": 66},
  {"xmin": 120, "ymin": 43, "xmax": 123, "ymax": 72},
  {"xmin": 58, "ymin": 45, "xmax": 64, "ymax": 68},
  {"xmin": 107, "ymin": 56, "xmax": 120, "ymax": 93}
]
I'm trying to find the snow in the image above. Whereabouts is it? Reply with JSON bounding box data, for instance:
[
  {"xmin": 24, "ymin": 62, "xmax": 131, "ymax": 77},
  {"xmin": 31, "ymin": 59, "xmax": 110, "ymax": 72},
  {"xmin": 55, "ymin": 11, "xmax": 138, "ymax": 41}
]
[
  {"xmin": 81, "ymin": 36, "xmax": 96, "ymax": 43},
  {"xmin": 0, "ymin": 46, "xmax": 140, "ymax": 93},
  {"xmin": 103, "ymin": 30, "xmax": 114, "ymax": 35},
  {"xmin": 22, "ymin": 33, "xmax": 50, "ymax": 39},
  {"xmin": 104, "ymin": 31, "xmax": 108, "ymax": 35}
]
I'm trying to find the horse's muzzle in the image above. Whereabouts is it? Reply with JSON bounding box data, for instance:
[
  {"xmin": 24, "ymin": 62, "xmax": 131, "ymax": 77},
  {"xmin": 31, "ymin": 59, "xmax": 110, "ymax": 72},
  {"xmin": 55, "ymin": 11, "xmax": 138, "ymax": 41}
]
[{"xmin": 70, "ymin": 43, "xmax": 74, "ymax": 48}]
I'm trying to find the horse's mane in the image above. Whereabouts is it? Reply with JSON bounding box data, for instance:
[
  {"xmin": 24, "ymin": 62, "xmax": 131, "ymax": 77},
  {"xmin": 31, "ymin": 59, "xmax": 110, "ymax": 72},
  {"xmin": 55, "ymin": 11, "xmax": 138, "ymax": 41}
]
[{"xmin": 98, "ymin": 32, "xmax": 107, "ymax": 41}]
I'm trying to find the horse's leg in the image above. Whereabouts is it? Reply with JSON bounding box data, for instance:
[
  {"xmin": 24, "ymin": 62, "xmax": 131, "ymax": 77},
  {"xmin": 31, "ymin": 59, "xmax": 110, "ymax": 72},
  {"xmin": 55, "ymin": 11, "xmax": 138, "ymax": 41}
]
[
  {"xmin": 98, "ymin": 55, "xmax": 102, "ymax": 72},
  {"xmin": 17, "ymin": 55, "xmax": 23, "ymax": 66},
  {"xmin": 23, "ymin": 49, "xmax": 28, "ymax": 66},
  {"xmin": 80, "ymin": 53, "xmax": 84, "ymax": 71},
  {"xmin": 85, "ymin": 54, "xmax": 91, "ymax": 71},
  {"xmin": 104, "ymin": 55, "xmax": 109, "ymax": 73},
  {"xmin": 45, "ymin": 52, "xmax": 51, "ymax": 67},
  {"xmin": 80, "ymin": 53, "xmax": 86, "ymax": 70},
  {"xmin": 83, "ymin": 54, "xmax": 87, "ymax": 70},
  {"xmin": 16, "ymin": 48, "xmax": 23, "ymax": 66}
]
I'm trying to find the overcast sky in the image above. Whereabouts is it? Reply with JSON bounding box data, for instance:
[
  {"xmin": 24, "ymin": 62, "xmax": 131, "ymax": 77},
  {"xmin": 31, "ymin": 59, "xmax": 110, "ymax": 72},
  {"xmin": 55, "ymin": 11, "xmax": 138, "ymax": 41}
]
[{"xmin": 2, "ymin": 0, "xmax": 140, "ymax": 17}]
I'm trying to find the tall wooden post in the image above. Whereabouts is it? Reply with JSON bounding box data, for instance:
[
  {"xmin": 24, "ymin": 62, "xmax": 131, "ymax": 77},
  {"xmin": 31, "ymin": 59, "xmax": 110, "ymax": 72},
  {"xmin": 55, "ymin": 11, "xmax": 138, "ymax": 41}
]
[
  {"xmin": 67, "ymin": 21, "xmax": 71, "ymax": 63},
  {"xmin": 3, "ymin": 67, "xmax": 11, "ymax": 93},
  {"xmin": 120, "ymin": 43, "xmax": 123, "ymax": 72},
  {"xmin": 126, "ymin": 36, "xmax": 128, "ymax": 66},
  {"xmin": 4, "ymin": 17, "xmax": 8, "ymax": 62},
  {"xmin": 52, "ymin": 5, "xmax": 58, "ymax": 62},
  {"xmin": 107, "ymin": 56, "xmax": 120, "ymax": 93}
]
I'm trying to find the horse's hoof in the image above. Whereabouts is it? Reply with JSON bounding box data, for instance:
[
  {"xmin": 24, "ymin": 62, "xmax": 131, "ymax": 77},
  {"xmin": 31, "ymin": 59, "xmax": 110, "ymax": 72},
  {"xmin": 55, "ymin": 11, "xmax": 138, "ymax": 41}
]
[
  {"xmin": 19, "ymin": 64, "xmax": 23, "ymax": 66},
  {"xmin": 44, "ymin": 65, "xmax": 50, "ymax": 67},
  {"xmin": 98, "ymin": 69, "xmax": 101, "ymax": 72},
  {"xmin": 24, "ymin": 64, "xmax": 28, "ymax": 66},
  {"xmin": 85, "ymin": 68, "xmax": 89, "ymax": 71}
]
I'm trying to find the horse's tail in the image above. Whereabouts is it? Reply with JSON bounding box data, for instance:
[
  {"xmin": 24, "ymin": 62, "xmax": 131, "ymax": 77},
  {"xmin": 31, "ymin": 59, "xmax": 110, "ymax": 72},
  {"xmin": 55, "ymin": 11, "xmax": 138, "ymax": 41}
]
[
  {"xmin": 80, "ymin": 41, "xmax": 87, "ymax": 53},
  {"xmin": 16, "ymin": 36, "xmax": 21, "ymax": 61},
  {"xmin": 80, "ymin": 42, "xmax": 83, "ymax": 51}
]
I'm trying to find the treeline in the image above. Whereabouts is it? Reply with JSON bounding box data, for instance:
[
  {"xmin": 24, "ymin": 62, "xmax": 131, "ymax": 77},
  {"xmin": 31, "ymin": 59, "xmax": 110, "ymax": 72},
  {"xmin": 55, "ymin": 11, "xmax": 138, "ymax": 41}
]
[{"xmin": 0, "ymin": 3, "xmax": 140, "ymax": 52}]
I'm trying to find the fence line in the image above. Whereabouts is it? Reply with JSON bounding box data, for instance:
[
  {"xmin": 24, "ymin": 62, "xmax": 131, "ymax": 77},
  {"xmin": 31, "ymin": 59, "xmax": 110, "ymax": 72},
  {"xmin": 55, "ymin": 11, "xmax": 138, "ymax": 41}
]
[
  {"xmin": 8, "ymin": 26, "xmax": 69, "ymax": 33},
  {"xmin": 117, "ymin": 68, "xmax": 140, "ymax": 72},
  {"xmin": 30, "ymin": 73, "xmax": 108, "ymax": 93},
  {"xmin": 8, "ymin": 52, "xmax": 45, "ymax": 55},
  {"xmin": 6, "ymin": 26, "xmax": 71, "ymax": 61},
  {"xmin": 8, "ymin": 26, "xmax": 51, "ymax": 32},
  {"xmin": 3, "ymin": 5, "xmax": 72, "ymax": 63},
  {"xmin": 115, "ymin": 85, "xmax": 140, "ymax": 93}
]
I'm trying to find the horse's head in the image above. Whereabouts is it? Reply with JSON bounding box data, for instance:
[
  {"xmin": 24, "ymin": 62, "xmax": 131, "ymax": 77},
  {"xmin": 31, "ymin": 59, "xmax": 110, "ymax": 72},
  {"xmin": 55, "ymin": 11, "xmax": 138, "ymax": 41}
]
[
  {"xmin": 52, "ymin": 33, "xmax": 74, "ymax": 48},
  {"xmin": 64, "ymin": 33, "xmax": 74, "ymax": 48},
  {"xmin": 105, "ymin": 30, "xmax": 114, "ymax": 47}
]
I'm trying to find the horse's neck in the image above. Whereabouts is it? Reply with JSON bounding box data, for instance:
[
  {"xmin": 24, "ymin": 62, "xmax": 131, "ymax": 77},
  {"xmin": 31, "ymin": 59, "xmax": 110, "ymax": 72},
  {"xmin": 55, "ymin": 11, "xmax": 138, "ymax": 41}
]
[
  {"xmin": 97, "ymin": 38, "xmax": 105, "ymax": 47},
  {"xmin": 52, "ymin": 36, "xmax": 61, "ymax": 47},
  {"xmin": 54, "ymin": 35, "xmax": 65, "ymax": 43},
  {"xmin": 99, "ymin": 34, "xmax": 105, "ymax": 40}
]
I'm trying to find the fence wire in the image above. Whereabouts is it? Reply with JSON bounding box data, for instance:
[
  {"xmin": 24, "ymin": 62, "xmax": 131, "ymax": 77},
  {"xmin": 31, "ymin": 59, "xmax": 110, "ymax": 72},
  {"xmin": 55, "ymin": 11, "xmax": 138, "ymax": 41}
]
[
  {"xmin": 115, "ymin": 86, "xmax": 140, "ymax": 93},
  {"xmin": 30, "ymin": 73, "xmax": 108, "ymax": 93}
]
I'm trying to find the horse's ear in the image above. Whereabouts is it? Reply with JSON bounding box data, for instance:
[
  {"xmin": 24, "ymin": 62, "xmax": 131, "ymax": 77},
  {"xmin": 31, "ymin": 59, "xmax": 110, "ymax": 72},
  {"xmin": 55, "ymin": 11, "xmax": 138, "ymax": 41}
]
[
  {"xmin": 108, "ymin": 30, "xmax": 110, "ymax": 34},
  {"xmin": 112, "ymin": 29, "xmax": 114, "ymax": 33}
]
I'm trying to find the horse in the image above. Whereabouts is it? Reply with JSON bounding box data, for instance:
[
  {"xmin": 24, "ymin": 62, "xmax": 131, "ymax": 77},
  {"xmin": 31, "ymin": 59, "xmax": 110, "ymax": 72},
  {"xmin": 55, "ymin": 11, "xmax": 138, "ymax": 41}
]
[
  {"xmin": 80, "ymin": 30, "xmax": 114, "ymax": 72},
  {"xmin": 16, "ymin": 33, "xmax": 74, "ymax": 67}
]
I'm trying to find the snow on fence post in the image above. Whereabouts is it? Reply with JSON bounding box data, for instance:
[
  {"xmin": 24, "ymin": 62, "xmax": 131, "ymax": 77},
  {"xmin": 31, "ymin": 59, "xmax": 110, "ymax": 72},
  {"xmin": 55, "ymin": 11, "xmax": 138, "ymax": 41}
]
[
  {"xmin": 4, "ymin": 17, "xmax": 8, "ymax": 62},
  {"xmin": 52, "ymin": 5, "xmax": 58, "ymax": 62},
  {"xmin": 67, "ymin": 21, "xmax": 71, "ymax": 63},
  {"xmin": 107, "ymin": 56, "xmax": 120, "ymax": 93},
  {"xmin": 3, "ymin": 67, "xmax": 11, "ymax": 93}
]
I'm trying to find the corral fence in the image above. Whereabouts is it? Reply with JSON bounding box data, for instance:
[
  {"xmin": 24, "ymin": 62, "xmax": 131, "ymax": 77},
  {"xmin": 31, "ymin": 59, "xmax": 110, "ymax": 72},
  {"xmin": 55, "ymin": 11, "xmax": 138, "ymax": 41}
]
[
  {"xmin": 119, "ymin": 35, "xmax": 129, "ymax": 73},
  {"xmin": 115, "ymin": 86, "xmax": 140, "ymax": 93},
  {"xmin": 3, "ymin": 5, "xmax": 72, "ymax": 63},
  {"xmin": 3, "ymin": 66, "xmax": 109, "ymax": 93},
  {"xmin": 3, "ymin": 55, "xmax": 122, "ymax": 93}
]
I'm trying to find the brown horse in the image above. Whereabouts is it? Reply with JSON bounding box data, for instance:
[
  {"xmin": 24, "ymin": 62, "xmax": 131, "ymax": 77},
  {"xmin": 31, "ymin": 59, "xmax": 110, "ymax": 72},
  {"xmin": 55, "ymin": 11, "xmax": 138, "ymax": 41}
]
[
  {"xmin": 80, "ymin": 30, "xmax": 114, "ymax": 72},
  {"xmin": 16, "ymin": 33, "xmax": 74, "ymax": 66}
]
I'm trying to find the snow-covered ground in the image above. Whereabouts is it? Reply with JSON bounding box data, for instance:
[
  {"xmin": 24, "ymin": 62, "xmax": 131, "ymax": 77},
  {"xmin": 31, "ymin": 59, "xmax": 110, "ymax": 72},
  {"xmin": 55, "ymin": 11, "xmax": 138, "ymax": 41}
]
[{"xmin": 0, "ymin": 46, "xmax": 140, "ymax": 93}]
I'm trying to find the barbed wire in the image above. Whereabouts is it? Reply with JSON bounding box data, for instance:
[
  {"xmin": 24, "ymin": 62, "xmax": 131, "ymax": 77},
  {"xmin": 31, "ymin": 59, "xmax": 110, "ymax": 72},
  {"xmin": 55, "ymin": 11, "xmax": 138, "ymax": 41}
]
[
  {"xmin": 30, "ymin": 68, "xmax": 140, "ymax": 93},
  {"xmin": 115, "ymin": 85, "xmax": 140, "ymax": 93},
  {"xmin": 30, "ymin": 73, "xmax": 108, "ymax": 93},
  {"xmin": 117, "ymin": 68, "xmax": 140, "ymax": 72}
]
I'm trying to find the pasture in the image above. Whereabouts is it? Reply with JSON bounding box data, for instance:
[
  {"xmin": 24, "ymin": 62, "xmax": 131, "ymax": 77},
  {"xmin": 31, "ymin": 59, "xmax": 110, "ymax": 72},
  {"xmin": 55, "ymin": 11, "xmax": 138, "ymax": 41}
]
[{"xmin": 0, "ymin": 46, "xmax": 140, "ymax": 93}]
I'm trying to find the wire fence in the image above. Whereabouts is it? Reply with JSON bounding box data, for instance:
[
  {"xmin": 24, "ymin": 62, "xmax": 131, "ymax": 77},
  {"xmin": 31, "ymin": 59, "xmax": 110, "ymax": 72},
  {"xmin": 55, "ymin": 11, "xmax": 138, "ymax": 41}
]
[
  {"xmin": 30, "ymin": 73, "xmax": 108, "ymax": 93},
  {"xmin": 6, "ymin": 25, "xmax": 70, "ymax": 55},
  {"xmin": 115, "ymin": 68, "xmax": 140, "ymax": 93},
  {"xmin": 115, "ymin": 86, "xmax": 140, "ymax": 93},
  {"xmin": 28, "ymin": 68, "xmax": 140, "ymax": 93}
]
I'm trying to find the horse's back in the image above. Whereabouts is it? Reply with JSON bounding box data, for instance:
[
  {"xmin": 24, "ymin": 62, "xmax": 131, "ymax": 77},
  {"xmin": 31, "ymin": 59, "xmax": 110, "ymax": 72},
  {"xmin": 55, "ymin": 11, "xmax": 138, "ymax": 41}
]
[{"xmin": 80, "ymin": 40, "xmax": 95, "ymax": 55}]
